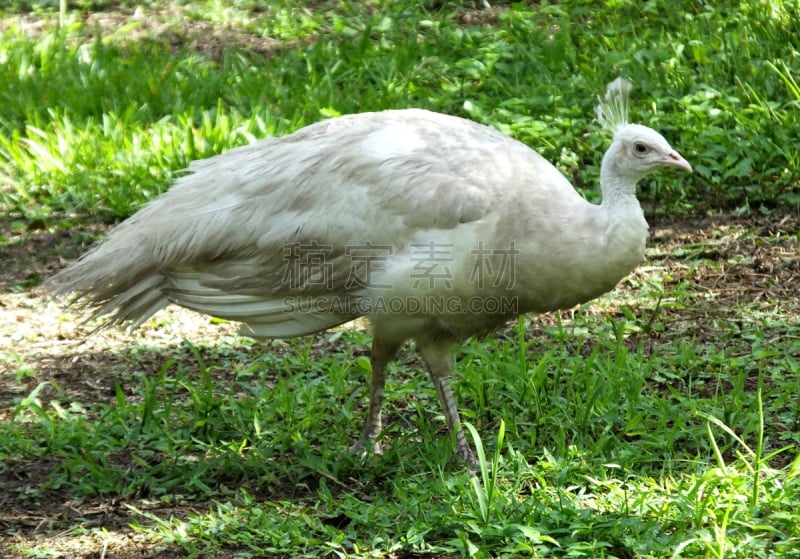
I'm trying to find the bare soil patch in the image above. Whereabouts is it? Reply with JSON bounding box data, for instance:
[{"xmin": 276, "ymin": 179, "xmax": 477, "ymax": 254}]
[{"xmin": 2, "ymin": 4, "xmax": 293, "ymax": 61}]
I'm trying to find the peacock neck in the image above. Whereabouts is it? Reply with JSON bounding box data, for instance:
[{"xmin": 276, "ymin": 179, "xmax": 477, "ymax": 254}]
[
  {"xmin": 598, "ymin": 150, "xmax": 642, "ymax": 211},
  {"xmin": 595, "ymin": 156, "xmax": 649, "ymax": 284}
]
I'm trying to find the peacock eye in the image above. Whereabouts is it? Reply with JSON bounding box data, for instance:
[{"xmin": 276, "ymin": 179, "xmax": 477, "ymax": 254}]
[{"xmin": 633, "ymin": 142, "xmax": 649, "ymax": 155}]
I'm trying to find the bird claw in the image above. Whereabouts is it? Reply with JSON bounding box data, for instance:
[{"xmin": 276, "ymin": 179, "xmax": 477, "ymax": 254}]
[
  {"xmin": 348, "ymin": 438, "xmax": 382, "ymax": 457},
  {"xmin": 458, "ymin": 448, "xmax": 479, "ymax": 473}
]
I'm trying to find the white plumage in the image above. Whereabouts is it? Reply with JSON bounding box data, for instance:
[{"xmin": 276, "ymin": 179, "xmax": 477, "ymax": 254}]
[{"xmin": 49, "ymin": 79, "xmax": 692, "ymax": 462}]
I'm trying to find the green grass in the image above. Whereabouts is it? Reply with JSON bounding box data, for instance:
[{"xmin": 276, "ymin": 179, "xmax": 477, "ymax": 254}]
[
  {"xmin": 1, "ymin": 1, "xmax": 799, "ymax": 558},
  {"xmin": 5, "ymin": 304, "xmax": 799, "ymax": 557},
  {"xmin": 1, "ymin": 0, "xmax": 799, "ymax": 219}
]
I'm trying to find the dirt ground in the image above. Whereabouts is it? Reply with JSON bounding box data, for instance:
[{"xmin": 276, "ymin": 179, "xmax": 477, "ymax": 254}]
[{"xmin": 1, "ymin": 210, "xmax": 797, "ymax": 558}]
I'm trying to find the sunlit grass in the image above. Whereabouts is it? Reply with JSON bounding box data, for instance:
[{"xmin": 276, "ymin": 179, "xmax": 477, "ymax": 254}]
[{"xmin": 2, "ymin": 0, "xmax": 799, "ymax": 219}]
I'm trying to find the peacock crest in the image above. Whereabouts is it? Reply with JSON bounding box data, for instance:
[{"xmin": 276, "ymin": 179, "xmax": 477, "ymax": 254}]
[{"xmin": 596, "ymin": 77, "xmax": 632, "ymax": 134}]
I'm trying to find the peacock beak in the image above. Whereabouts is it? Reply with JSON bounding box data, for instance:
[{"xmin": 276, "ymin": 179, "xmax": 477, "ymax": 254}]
[{"xmin": 666, "ymin": 150, "xmax": 693, "ymax": 173}]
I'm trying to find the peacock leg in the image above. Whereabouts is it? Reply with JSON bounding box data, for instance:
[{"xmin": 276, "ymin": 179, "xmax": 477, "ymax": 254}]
[
  {"xmin": 350, "ymin": 336, "xmax": 399, "ymax": 455},
  {"xmin": 418, "ymin": 340, "xmax": 475, "ymax": 464}
]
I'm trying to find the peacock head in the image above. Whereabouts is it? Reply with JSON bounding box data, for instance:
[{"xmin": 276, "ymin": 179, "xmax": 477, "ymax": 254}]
[
  {"xmin": 597, "ymin": 78, "xmax": 692, "ymax": 182},
  {"xmin": 608, "ymin": 123, "xmax": 692, "ymax": 180}
]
